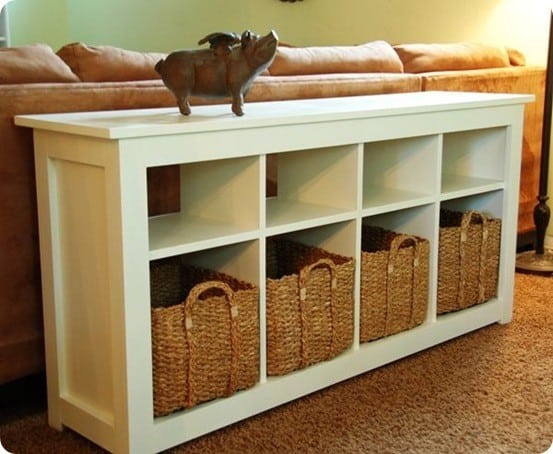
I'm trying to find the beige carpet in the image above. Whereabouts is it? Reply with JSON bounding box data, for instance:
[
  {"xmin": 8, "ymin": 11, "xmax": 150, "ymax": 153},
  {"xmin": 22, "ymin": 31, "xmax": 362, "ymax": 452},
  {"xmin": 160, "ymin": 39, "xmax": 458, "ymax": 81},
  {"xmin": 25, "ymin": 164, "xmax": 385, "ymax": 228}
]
[{"xmin": 1, "ymin": 272, "xmax": 552, "ymax": 454}]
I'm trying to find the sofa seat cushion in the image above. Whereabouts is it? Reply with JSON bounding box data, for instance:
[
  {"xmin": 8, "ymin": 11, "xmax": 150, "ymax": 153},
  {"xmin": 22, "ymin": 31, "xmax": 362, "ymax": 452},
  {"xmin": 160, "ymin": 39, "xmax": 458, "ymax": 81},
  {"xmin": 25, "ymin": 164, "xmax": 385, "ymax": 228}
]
[
  {"xmin": 57, "ymin": 42, "xmax": 166, "ymax": 82},
  {"xmin": 394, "ymin": 42, "xmax": 511, "ymax": 73},
  {"xmin": 268, "ymin": 41, "xmax": 404, "ymax": 76},
  {"xmin": 0, "ymin": 44, "xmax": 80, "ymax": 84},
  {"xmin": 247, "ymin": 73, "xmax": 420, "ymax": 101}
]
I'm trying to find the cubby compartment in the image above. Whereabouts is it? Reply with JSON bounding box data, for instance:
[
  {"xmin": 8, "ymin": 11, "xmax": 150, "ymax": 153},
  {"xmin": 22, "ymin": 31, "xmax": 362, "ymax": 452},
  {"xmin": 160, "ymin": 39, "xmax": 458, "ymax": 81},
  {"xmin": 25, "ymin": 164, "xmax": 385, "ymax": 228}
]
[
  {"xmin": 359, "ymin": 219, "xmax": 431, "ymax": 343},
  {"xmin": 148, "ymin": 156, "xmax": 261, "ymax": 258},
  {"xmin": 266, "ymin": 145, "xmax": 359, "ymax": 231},
  {"xmin": 440, "ymin": 190, "xmax": 504, "ymax": 218},
  {"xmin": 150, "ymin": 241, "xmax": 260, "ymax": 417},
  {"xmin": 178, "ymin": 240, "xmax": 261, "ymax": 287},
  {"xmin": 360, "ymin": 206, "xmax": 435, "ymax": 333},
  {"xmin": 362, "ymin": 135, "xmax": 439, "ymax": 215},
  {"xmin": 441, "ymin": 127, "xmax": 506, "ymax": 198},
  {"xmin": 437, "ymin": 193, "xmax": 503, "ymax": 315},
  {"xmin": 362, "ymin": 204, "xmax": 437, "ymax": 243},
  {"xmin": 265, "ymin": 222, "xmax": 356, "ymax": 376}
]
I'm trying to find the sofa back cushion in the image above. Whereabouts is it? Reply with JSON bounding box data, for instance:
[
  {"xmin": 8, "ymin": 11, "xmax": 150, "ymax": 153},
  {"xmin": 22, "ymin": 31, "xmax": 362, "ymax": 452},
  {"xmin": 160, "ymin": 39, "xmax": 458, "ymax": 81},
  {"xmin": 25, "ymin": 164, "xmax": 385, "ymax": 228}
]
[
  {"xmin": 0, "ymin": 44, "xmax": 80, "ymax": 84},
  {"xmin": 57, "ymin": 42, "xmax": 166, "ymax": 82},
  {"xmin": 393, "ymin": 42, "xmax": 512, "ymax": 74},
  {"xmin": 268, "ymin": 40, "xmax": 404, "ymax": 76}
]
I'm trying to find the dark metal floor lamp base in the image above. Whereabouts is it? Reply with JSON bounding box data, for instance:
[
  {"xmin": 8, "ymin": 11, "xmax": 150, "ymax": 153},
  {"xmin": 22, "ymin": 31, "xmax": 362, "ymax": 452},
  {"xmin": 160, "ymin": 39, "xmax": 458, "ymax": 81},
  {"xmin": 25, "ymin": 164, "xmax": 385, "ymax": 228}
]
[
  {"xmin": 516, "ymin": 10, "xmax": 553, "ymax": 274},
  {"xmin": 516, "ymin": 249, "xmax": 553, "ymax": 273}
]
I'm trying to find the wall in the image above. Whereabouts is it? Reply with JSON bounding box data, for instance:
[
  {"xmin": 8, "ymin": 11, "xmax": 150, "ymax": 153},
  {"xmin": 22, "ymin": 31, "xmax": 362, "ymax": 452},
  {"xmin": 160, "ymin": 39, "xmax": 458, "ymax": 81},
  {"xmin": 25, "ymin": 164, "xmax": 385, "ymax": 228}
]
[
  {"xmin": 6, "ymin": 0, "xmax": 553, "ymax": 65},
  {"xmin": 7, "ymin": 0, "xmax": 68, "ymax": 48}
]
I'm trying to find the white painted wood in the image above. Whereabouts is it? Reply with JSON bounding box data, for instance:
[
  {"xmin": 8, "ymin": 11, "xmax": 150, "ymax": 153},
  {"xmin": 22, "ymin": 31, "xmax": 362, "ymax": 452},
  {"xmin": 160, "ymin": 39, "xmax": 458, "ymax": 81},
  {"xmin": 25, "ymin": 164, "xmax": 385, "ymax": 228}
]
[
  {"xmin": 14, "ymin": 91, "xmax": 532, "ymax": 139},
  {"xmin": 266, "ymin": 198, "xmax": 356, "ymax": 231},
  {"xmin": 363, "ymin": 135, "xmax": 440, "ymax": 195},
  {"xmin": 15, "ymin": 91, "xmax": 532, "ymax": 453},
  {"xmin": 0, "ymin": 7, "xmax": 9, "ymax": 47},
  {"xmin": 33, "ymin": 132, "xmax": 63, "ymax": 431},
  {"xmin": 53, "ymin": 159, "xmax": 113, "ymax": 413},
  {"xmin": 149, "ymin": 212, "xmax": 260, "ymax": 259}
]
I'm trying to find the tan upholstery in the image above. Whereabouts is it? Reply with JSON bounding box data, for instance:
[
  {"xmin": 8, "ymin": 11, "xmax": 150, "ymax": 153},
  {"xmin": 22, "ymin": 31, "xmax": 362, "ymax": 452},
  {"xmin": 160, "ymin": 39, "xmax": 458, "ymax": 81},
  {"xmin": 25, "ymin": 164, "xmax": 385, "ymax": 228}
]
[
  {"xmin": 0, "ymin": 81, "xmax": 176, "ymax": 383},
  {"xmin": 249, "ymin": 73, "xmax": 420, "ymax": 101},
  {"xmin": 269, "ymin": 41, "xmax": 404, "ymax": 75},
  {"xmin": 393, "ymin": 42, "xmax": 511, "ymax": 73},
  {"xmin": 57, "ymin": 42, "xmax": 166, "ymax": 82},
  {"xmin": 0, "ymin": 44, "xmax": 79, "ymax": 84}
]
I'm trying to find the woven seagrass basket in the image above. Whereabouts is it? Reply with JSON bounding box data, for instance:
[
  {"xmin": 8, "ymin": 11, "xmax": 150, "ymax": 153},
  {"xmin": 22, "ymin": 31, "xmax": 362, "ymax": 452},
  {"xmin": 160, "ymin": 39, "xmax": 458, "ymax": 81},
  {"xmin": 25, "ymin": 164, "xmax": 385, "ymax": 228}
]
[
  {"xmin": 266, "ymin": 238, "xmax": 355, "ymax": 376},
  {"xmin": 437, "ymin": 209, "xmax": 501, "ymax": 314},
  {"xmin": 360, "ymin": 226, "xmax": 429, "ymax": 342},
  {"xmin": 150, "ymin": 258, "xmax": 259, "ymax": 417}
]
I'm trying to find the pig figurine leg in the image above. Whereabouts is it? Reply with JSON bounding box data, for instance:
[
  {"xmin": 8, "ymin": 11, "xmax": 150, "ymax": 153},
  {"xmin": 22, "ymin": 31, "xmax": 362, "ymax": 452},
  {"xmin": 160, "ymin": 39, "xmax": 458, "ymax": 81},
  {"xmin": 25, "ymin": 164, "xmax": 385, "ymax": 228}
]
[
  {"xmin": 155, "ymin": 57, "xmax": 194, "ymax": 115},
  {"xmin": 174, "ymin": 71, "xmax": 193, "ymax": 115},
  {"xmin": 231, "ymin": 91, "xmax": 245, "ymax": 116},
  {"xmin": 177, "ymin": 93, "xmax": 191, "ymax": 116}
]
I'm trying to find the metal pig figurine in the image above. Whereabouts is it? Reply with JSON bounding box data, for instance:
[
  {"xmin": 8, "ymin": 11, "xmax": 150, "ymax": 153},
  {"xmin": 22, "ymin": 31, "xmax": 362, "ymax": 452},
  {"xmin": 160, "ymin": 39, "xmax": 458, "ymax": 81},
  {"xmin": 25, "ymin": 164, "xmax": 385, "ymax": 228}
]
[{"xmin": 155, "ymin": 30, "xmax": 279, "ymax": 116}]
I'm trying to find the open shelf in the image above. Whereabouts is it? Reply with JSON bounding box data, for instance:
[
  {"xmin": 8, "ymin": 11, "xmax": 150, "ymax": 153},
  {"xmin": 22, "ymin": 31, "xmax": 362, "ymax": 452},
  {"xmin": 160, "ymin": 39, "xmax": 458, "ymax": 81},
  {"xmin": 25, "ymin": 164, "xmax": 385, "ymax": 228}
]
[
  {"xmin": 441, "ymin": 127, "xmax": 506, "ymax": 195},
  {"xmin": 440, "ymin": 174, "xmax": 503, "ymax": 199},
  {"xmin": 148, "ymin": 156, "xmax": 260, "ymax": 257},
  {"xmin": 362, "ymin": 135, "xmax": 439, "ymax": 211},
  {"xmin": 441, "ymin": 190, "xmax": 504, "ymax": 218},
  {"xmin": 149, "ymin": 212, "xmax": 259, "ymax": 259},
  {"xmin": 266, "ymin": 144, "xmax": 359, "ymax": 228},
  {"xmin": 265, "ymin": 197, "xmax": 356, "ymax": 233}
]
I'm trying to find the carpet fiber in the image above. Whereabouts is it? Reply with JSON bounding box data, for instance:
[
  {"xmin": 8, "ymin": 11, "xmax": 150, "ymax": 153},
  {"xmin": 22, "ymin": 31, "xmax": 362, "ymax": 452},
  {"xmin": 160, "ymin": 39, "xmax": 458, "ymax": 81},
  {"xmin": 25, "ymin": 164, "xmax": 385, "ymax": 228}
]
[{"xmin": 1, "ymin": 272, "xmax": 552, "ymax": 453}]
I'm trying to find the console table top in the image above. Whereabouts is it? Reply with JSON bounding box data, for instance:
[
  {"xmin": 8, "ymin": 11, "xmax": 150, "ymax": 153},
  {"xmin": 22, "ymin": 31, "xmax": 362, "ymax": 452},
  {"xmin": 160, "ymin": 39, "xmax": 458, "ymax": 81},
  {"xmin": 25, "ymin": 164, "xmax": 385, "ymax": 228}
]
[{"xmin": 14, "ymin": 91, "xmax": 533, "ymax": 140}]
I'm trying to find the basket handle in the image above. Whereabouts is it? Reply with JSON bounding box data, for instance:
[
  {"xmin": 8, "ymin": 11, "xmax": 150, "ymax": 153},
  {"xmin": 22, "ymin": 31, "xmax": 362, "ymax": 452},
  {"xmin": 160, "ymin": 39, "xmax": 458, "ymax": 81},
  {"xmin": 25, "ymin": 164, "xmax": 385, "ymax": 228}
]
[
  {"xmin": 298, "ymin": 258, "xmax": 338, "ymax": 367},
  {"xmin": 385, "ymin": 234, "xmax": 421, "ymax": 333},
  {"xmin": 183, "ymin": 280, "xmax": 239, "ymax": 407},
  {"xmin": 458, "ymin": 211, "xmax": 489, "ymax": 307}
]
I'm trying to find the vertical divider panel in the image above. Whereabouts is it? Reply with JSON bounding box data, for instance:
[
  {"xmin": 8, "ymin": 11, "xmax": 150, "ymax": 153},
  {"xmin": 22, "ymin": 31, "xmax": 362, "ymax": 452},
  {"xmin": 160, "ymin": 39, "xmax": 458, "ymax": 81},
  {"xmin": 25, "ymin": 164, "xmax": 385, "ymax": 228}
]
[
  {"xmin": 429, "ymin": 134, "xmax": 444, "ymax": 324},
  {"xmin": 33, "ymin": 134, "xmax": 63, "ymax": 431},
  {"xmin": 259, "ymin": 153, "xmax": 268, "ymax": 382},
  {"xmin": 499, "ymin": 119, "xmax": 524, "ymax": 323},
  {"xmin": 117, "ymin": 145, "xmax": 156, "ymax": 454},
  {"xmin": 427, "ymin": 202, "xmax": 441, "ymax": 324},
  {"xmin": 258, "ymin": 234, "xmax": 267, "ymax": 383},
  {"xmin": 354, "ymin": 143, "xmax": 365, "ymax": 349}
]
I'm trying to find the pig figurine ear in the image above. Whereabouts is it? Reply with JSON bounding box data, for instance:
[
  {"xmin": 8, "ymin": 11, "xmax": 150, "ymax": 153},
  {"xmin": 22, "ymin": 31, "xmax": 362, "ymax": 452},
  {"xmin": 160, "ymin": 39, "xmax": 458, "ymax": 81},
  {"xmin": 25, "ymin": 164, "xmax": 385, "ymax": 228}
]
[
  {"xmin": 241, "ymin": 30, "xmax": 257, "ymax": 49},
  {"xmin": 198, "ymin": 32, "xmax": 241, "ymax": 56}
]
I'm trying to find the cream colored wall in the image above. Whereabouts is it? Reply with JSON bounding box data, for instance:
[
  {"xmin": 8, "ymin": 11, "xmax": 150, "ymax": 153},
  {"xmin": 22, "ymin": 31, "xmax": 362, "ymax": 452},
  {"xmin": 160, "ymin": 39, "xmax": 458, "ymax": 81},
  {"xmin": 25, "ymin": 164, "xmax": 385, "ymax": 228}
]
[
  {"xmin": 7, "ymin": 0, "xmax": 552, "ymax": 65},
  {"xmin": 7, "ymin": 0, "xmax": 68, "ymax": 48}
]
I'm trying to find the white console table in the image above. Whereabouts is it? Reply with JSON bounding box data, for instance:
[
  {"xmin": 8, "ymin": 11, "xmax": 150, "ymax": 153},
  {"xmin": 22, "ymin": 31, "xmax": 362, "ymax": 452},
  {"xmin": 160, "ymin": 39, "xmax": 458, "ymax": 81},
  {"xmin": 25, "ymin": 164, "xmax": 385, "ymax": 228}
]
[{"xmin": 15, "ymin": 91, "xmax": 532, "ymax": 453}]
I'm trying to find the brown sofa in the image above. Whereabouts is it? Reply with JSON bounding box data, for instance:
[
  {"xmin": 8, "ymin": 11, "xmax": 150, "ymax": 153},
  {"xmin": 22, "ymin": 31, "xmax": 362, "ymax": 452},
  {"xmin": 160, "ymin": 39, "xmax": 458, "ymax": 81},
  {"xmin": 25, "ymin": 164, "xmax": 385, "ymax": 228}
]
[{"xmin": 0, "ymin": 40, "xmax": 544, "ymax": 384}]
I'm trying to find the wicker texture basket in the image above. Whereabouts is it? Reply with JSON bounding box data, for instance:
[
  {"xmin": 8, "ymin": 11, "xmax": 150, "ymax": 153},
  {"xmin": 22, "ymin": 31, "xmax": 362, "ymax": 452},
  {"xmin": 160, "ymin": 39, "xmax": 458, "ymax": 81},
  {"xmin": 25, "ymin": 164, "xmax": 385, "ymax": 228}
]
[
  {"xmin": 360, "ymin": 226, "xmax": 429, "ymax": 342},
  {"xmin": 150, "ymin": 259, "xmax": 259, "ymax": 417},
  {"xmin": 437, "ymin": 210, "xmax": 501, "ymax": 314},
  {"xmin": 266, "ymin": 238, "xmax": 355, "ymax": 376}
]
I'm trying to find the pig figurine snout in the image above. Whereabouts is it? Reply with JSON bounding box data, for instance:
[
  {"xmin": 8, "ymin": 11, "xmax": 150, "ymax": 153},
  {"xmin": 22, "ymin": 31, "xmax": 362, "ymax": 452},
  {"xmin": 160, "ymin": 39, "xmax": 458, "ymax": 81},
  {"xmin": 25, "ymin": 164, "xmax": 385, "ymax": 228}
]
[{"xmin": 155, "ymin": 30, "xmax": 279, "ymax": 116}]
